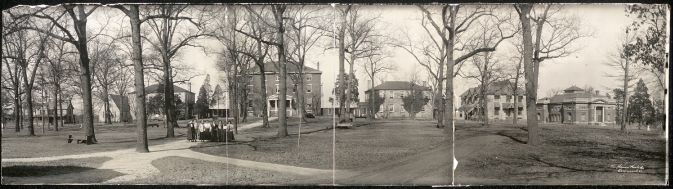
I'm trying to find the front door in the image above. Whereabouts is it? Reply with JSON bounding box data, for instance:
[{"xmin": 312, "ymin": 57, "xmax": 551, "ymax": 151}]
[{"xmin": 596, "ymin": 107, "xmax": 604, "ymax": 123}]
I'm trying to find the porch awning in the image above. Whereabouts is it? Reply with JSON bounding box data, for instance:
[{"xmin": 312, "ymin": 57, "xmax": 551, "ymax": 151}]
[{"xmin": 267, "ymin": 94, "xmax": 293, "ymax": 100}]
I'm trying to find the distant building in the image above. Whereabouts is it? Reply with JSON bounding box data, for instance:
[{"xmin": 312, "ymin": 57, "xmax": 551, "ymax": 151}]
[
  {"xmin": 31, "ymin": 99, "xmax": 76, "ymax": 124},
  {"xmin": 536, "ymin": 86, "xmax": 616, "ymax": 125},
  {"xmin": 248, "ymin": 62, "xmax": 322, "ymax": 117},
  {"xmin": 458, "ymin": 80, "xmax": 527, "ymax": 121},
  {"xmin": 364, "ymin": 81, "xmax": 433, "ymax": 119},
  {"xmin": 128, "ymin": 84, "xmax": 195, "ymax": 120},
  {"xmin": 93, "ymin": 94, "xmax": 131, "ymax": 123}
]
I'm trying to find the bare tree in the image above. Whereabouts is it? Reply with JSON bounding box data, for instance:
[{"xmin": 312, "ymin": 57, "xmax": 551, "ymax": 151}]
[
  {"xmin": 459, "ymin": 51, "xmax": 507, "ymax": 127},
  {"xmin": 9, "ymin": 5, "xmax": 103, "ymax": 144},
  {"xmin": 361, "ymin": 52, "xmax": 394, "ymax": 120},
  {"xmin": 515, "ymin": 4, "xmax": 589, "ymax": 145},
  {"xmin": 507, "ymin": 44, "xmax": 524, "ymax": 126},
  {"xmin": 90, "ymin": 39, "xmax": 125, "ymax": 124},
  {"xmin": 286, "ymin": 5, "xmax": 326, "ymax": 122},
  {"xmin": 218, "ymin": 5, "xmax": 273, "ymax": 128},
  {"xmin": 235, "ymin": 5, "xmax": 292, "ymax": 137},
  {"xmin": 44, "ymin": 36, "xmax": 74, "ymax": 131},
  {"xmin": 143, "ymin": 5, "xmax": 213, "ymax": 137},
  {"xmin": 605, "ymin": 30, "xmax": 638, "ymax": 132},
  {"xmin": 2, "ymin": 17, "xmax": 53, "ymax": 136},
  {"xmin": 418, "ymin": 5, "xmax": 517, "ymax": 133},
  {"xmin": 2, "ymin": 24, "xmax": 25, "ymax": 133}
]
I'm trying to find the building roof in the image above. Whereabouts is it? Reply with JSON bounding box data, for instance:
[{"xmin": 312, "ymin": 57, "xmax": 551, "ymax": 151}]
[
  {"xmin": 249, "ymin": 62, "xmax": 322, "ymax": 75},
  {"xmin": 460, "ymin": 80, "xmax": 524, "ymax": 97},
  {"xmin": 542, "ymin": 86, "xmax": 615, "ymax": 104},
  {"xmin": 365, "ymin": 81, "xmax": 431, "ymax": 92},
  {"xmin": 109, "ymin": 94, "xmax": 130, "ymax": 109},
  {"xmin": 563, "ymin": 86, "xmax": 584, "ymax": 93},
  {"xmin": 130, "ymin": 84, "xmax": 193, "ymax": 94}
]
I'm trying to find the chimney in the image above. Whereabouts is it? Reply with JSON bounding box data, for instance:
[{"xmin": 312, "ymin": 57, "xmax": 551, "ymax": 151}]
[
  {"xmin": 595, "ymin": 90, "xmax": 599, "ymax": 95},
  {"xmin": 316, "ymin": 62, "xmax": 320, "ymax": 70}
]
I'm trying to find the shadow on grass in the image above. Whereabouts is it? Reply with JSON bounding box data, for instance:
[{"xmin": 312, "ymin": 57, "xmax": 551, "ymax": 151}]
[
  {"xmin": 2, "ymin": 165, "xmax": 95, "ymax": 177},
  {"xmin": 495, "ymin": 130, "xmax": 527, "ymax": 144}
]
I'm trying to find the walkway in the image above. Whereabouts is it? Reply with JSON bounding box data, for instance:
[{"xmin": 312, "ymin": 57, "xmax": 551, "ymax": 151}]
[{"xmin": 3, "ymin": 118, "xmax": 332, "ymax": 184}]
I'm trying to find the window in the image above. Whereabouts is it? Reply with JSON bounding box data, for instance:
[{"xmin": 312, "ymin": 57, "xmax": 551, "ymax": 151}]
[
  {"xmin": 399, "ymin": 92, "xmax": 404, "ymax": 99},
  {"xmin": 518, "ymin": 107, "xmax": 523, "ymax": 115},
  {"xmin": 518, "ymin": 96, "xmax": 523, "ymax": 102},
  {"xmin": 494, "ymin": 107, "xmax": 500, "ymax": 115},
  {"xmin": 276, "ymin": 75, "xmax": 279, "ymax": 81},
  {"xmin": 506, "ymin": 96, "xmax": 512, "ymax": 102},
  {"xmin": 389, "ymin": 92, "xmax": 394, "ymax": 99},
  {"xmin": 306, "ymin": 74, "xmax": 312, "ymax": 81},
  {"xmin": 293, "ymin": 86, "xmax": 297, "ymax": 93},
  {"xmin": 275, "ymin": 84, "xmax": 279, "ymax": 93},
  {"xmin": 307, "ymin": 104, "xmax": 312, "ymax": 108},
  {"xmin": 306, "ymin": 84, "xmax": 312, "ymax": 93},
  {"xmin": 388, "ymin": 105, "xmax": 394, "ymax": 112},
  {"xmin": 494, "ymin": 95, "xmax": 500, "ymax": 100},
  {"xmin": 249, "ymin": 100, "xmax": 253, "ymax": 108}
]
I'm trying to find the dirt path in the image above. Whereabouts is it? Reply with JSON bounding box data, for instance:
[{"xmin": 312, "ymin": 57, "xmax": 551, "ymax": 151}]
[
  {"xmin": 337, "ymin": 143, "xmax": 452, "ymax": 185},
  {"xmin": 3, "ymin": 118, "xmax": 334, "ymax": 184}
]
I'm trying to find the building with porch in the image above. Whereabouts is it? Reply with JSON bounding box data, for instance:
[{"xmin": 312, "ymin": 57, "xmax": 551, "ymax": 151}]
[
  {"xmin": 458, "ymin": 80, "xmax": 527, "ymax": 121},
  {"xmin": 247, "ymin": 62, "xmax": 322, "ymax": 117},
  {"xmin": 536, "ymin": 86, "xmax": 616, "ymax": 125}
]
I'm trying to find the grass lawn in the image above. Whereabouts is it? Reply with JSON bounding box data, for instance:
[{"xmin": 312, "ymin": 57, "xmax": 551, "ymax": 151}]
[
  {"xmin": 1, "ymin": 122, "xmax": 189, "ymax": 158},
  {"xmin": 455, "ymin": 121, "xmax": 667, "ymax": 185},
  {"xmin": 132, "ymin": 156, "xmax": 303, "ymax": 185},
  {"xmin": 1, "ymin": 157, "xmax": 121, "ymax": 184},
  {"xmin": 191, "ymin": 117, "xmax": 446, "ymax": 171}
]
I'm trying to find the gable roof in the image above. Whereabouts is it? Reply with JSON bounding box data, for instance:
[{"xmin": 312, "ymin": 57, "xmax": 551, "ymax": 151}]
[
  {"xmin": 460, "ymin": 80, "xmax": 524, "ymax": 97},
  {"xmin": 249, "ymin": 62, "xmax": 322, "ymax": 74},
  {"xmin": 563, "ymin": 86, "xmax": 584, "ymax": 92},
  {"xmin": 109, "ymin": 94, "xmax": 130, "ymax": 111},
  {"xmin": 131, "ymin": 84, "xmax": 193, "ymax": 94},
  {"xmin": 365, "ymin": 81, "xmax": 431, "ymax": 92}
]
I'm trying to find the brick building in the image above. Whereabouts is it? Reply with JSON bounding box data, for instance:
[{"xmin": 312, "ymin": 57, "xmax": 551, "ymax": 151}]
[
  {"xmin": 247, "ymin": 62, "xmax": 322, "ymax": 117},
  {"xmin": 458, "ymin": 80, "xmax": 527, "ymax": 121},
  {"xmin": 536, "ymin": 86, "xmax": 616, "ymax": 125},
  {"xmin": 364, "ymin": 81, "xmax": 433, "ymax": 119}
]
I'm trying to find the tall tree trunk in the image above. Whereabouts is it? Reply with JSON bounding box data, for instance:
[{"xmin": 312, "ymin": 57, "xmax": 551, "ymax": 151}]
[
  {"xmin": 163, "ymin": 64, "xmax": 177, "ymax": 137},
  {"xmin": 338, "ymin": 6, "xmax": 349, "ymax": 122},
  {"xmin": 53, "ymin": 87, "xmax": 59, "ymax": 131},
  {"xmin": 517, "ymin": 4, "xmax": 539, "ymax": 145},
  {"xmin": 21, "ymin": 63, "xmax": 35, "ymax": 136},
  {"xmin": 103, "ymin": 87, "xmax": 112, "ymax": 124},
  {"xmin": 78, "ymin": 46, "xmax": 96, "ymax": 144},
  {"xmin": 513, "ymin": 76, "xmax": 520, "ymax": 125},
  {"xmin": 258, "ymin": 65, "xmax": 269, "ymax": 127},
  {"xmin": 369, "ymin": 74, "xmax": 375, "ymax": 120},
  {"xmin": 233, "ymin": 61, "xmax": 239, "ymax": 134},
  {"xmin": 128, "ymin": 5, "xmax": 149, "ymax": 152},
  {"xmin": 14, "ymin": 86, "xmax": 21, "ymax": 133},
  {"xmin": 297, "ymin": 65, "xmax": 306, "ymax": 122},
  {"xmin": 274, "ymin": 6, "xmax": 288, "ymax": 137},
  {"xmin": 621, "ymin": 58, "xmax": 629, "ymax": 132},
  {"xmin": 443, "ymin": 5, "xmax": 458, "ymax": 184}
]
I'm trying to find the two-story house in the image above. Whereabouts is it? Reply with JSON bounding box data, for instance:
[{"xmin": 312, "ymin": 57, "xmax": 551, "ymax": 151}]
[
  {"xmin": 458, "ymin": 80, "xmax": 527, "ymax": 121},
  {"xmin": 247, "ymin": 62, "xmax": 322, "ymax": 117},
  {"xmin": 364, "ymin": 81, "xmax": 433, "ymax": 119}
]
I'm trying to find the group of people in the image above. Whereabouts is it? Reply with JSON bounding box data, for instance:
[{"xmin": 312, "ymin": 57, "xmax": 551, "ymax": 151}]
[{"xmin": 186, "ymin": 120, "xmax": 234, "ymax": 142}]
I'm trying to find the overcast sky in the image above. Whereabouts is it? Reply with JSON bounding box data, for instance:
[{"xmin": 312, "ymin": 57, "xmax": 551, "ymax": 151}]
[
  {"xmin": 175, "ymin": 4, "xmax": 647, "ymax": 108},
  {"xmin": 22, "ymin": 4, "xmax": 657, "ymax": 108}
]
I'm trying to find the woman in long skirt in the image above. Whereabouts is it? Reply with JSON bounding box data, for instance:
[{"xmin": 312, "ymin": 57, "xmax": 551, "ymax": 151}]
[{"xmin": 186, "ymin": 121, "xmax": 195, "ymax": 142}]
